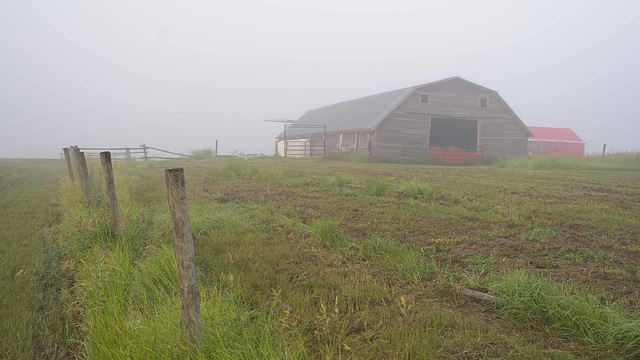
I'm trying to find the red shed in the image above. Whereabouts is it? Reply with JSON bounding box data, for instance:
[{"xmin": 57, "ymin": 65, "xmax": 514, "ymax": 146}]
[{"xmin": 527, "ymin": 127, "xmax": 585, "ymax": 156}]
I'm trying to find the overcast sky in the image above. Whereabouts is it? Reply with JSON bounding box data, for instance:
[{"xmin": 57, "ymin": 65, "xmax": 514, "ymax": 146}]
[{"xmin": 1, "ymin": 0, "xmax": 639, "ymax": 158}]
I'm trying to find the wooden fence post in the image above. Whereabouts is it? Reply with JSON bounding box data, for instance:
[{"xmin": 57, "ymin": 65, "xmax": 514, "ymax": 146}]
[
  {"xmin": 75, "ymin": 151, "xmax": 92, "ymax": 205},
  {"xmin": 70, "ymin": 146, "xmax": 80, "ymax": 179},
  {"xmin": 165, "ymin": 168, "xmax": 202, "ymax": 346},
  {"xmin": 602, "ymin": 144, "xmax": 606, "ymax": 157},
  {"xmin": 142, "ymin": 144, "xmax": 148, "ymax": 161},
  {"xmin": 100, "ymin": 152, "xmax": 120, "ymax": 237},
  {"xmin": 63, "ymin": 147, "xmax": 75, "ymax": 181},
  {"xmin": 215, "ymin": 140, "xmax": 218, "ymax": 157},
  {"xmin": 125, "ymin": 147, "xmax": 131, "ymax": 160}
]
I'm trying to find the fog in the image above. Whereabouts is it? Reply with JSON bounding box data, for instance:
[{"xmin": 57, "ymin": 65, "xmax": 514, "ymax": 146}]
[{"xmin": 1, "ymin": 0, "xmax": 639, "ymax": 158}]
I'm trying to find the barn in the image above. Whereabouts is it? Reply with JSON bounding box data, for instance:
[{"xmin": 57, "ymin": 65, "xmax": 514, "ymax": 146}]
[
  {"xmin": 275, "ymin": 76, "xmax": 532, "ymax": 161},
  {"xmin": 527, "ymin": 127, "xmax": 585, "ymax": 156}
]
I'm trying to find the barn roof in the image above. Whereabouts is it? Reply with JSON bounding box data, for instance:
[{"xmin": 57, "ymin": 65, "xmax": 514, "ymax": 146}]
[
  {"xmin": 528, "ymin": 127, "xmax": 585, "ymax": 144},
  {"xmin": 277, "ymin": 76, "xmax": 531, "ymax": 138}
]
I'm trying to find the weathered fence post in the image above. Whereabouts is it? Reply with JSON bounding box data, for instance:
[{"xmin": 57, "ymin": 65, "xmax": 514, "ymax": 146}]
[
  {"xmin": 215, "ymin": 140, "xmax": 218, "ymax": 157},
  {"xmin": 75, "ymin": 150, "xmax": 92, "ymax": 205},
  {"xmin": 70, "ymin": 146, "xmax": 80, "ymax": 179},
  {"xmin": 100, "ymin": 152, "xmax": 120, "ymax": 237},
  {"xmin": 165, "ymin": 168, "xmax": 202, "ymax": 346},
  {"xmin": 125, "ymin": 147, "xmax": 131, "ymax": 160},
  {"xmin": 142, "ymin": 144, "xmax": 148, "ymax": 161},
  {"xmin": 602, "ymin": 144, "xmax": 607, "ymax": 157},
  {"xmin": 63, "ymin": 147, "xmax": 75, "ymax": 181}
]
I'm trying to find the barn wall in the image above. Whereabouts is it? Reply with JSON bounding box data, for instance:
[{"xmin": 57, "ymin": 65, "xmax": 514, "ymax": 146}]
[
  {"xmin": 375, "ymin": 78, "xmax": 528, "ymax": 160},
  {"xmin": 479, "ymin": 118, "xmax": 529, "ymax": 159},
  {"xmin": 280, "ymin": 131, "xmax": 375, "ymax": 157},
  {"xmin": 309, "ymin": 131, "xmax": 375, "ymax": 154}
]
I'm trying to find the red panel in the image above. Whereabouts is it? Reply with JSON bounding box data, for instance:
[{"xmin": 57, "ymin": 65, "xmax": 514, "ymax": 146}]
[
  {"xmin": 545, "ymin": 142, "xmax": 585, "ymax": 156},
  {"xmin": 429, "ymin": 151, "xmax": 485, "ymax": 163}
]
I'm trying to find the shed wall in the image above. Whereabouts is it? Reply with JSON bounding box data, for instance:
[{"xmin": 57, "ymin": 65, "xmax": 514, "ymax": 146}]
[{"xmin": 528, "ymin": 141, "xmax": 585, "ymax": 156}]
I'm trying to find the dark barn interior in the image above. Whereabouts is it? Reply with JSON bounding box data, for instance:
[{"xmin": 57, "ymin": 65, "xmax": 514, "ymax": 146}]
[{"xmin": 429, "ymin": 118, "xmax": 478, "ymax": 150}]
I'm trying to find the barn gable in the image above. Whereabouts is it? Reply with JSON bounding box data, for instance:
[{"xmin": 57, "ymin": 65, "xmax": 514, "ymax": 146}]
[
  {"xmin": 276, "ymin": 77, "xmax": 531, "ymax": 160},
  {"xmin": 375, "ymin": 78, "xmax": 531, "ymax": 158}
]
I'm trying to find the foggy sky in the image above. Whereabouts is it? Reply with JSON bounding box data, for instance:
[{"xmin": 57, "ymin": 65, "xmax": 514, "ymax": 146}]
[{"xmin": 1, "ymin": 0, "xmax": 639, "ymax": 158}]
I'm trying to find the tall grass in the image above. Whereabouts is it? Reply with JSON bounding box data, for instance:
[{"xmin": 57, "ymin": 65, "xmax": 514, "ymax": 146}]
[
  {"xmin": 399, "ymin": 182, "xmax": 444, "ymax": 200},
  {"xmin": 310, "ymin": 220, "xmax": 351, "ymax": 251},
  {"xmin": 44, "ymin": 157, "xmax": 640, "ymax": 358},
  {"xmin": 310, "ymin": 220, "xmax": 437, "ymax": 281},
  {"xmin": 191, "ymin": 148, "xmax": 215, "ymax": 158},
  {"xmin": 357, "ymin": 236, "xmax": 437, "ymax": 281},
  {"xmin": 491, "ymin": 271, "xmax": 640, "ymax": 358},
  {"xmin": 0, "ymin": 160, "xmax": 71, "ymax": 358},
  {"xmin": 57, "ymin": 169, "xmax": 307, "ymax": 359},
  {"xmin": 498, "ymin": 153, "xmax": 640, "ymax": 171},
  {"xmin": 364, "ymin": 178, "xmax": 391, "ymax": 196}
]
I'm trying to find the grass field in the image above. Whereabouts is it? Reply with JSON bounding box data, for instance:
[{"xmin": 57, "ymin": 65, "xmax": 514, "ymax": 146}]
[
  {"xmin": 1, "ymin": 155, "xmax": 639, "ymax": 359},
  {"xmin": 0, "ymin": 160, "xmax": 67, "ymax": 358}
]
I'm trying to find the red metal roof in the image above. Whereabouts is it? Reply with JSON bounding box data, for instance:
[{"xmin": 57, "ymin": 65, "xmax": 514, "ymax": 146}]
[{"xmin": 527, "ymin": 127, "xmax": 584, "ymax": 143}]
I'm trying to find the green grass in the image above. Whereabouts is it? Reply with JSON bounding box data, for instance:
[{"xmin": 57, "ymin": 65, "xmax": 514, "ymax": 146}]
[
  {"xmin": 0, "ymin": 160, "xmax": 68, "ymax": 358},
  {"xmin": 190, "ymin": 148, "xmax": 216, "ymax": 158},
  {"xmin": 357, "ymin": 236, "xmax": 438, "ymax": 281},
  {"xmin": 364, "ymin": 178, "xmax": 391, "ymax": 196},
  {"xmin": 54, "ymin": 166, "xmax": 309, "ymax": 359},
  {"xmin": 491, "ymin": 272, "xmax": 640, "ymax": 358},
  {"xmin": 4, "ymin": 156, "xmax": 640, "ymax": 358},
  {"xmin": 498, "ymin": 153, "xmax": 640, "ymax": 171},
  {"xmin": 399, "ymin": 181, "xmax": 444, "ymax": 200}
]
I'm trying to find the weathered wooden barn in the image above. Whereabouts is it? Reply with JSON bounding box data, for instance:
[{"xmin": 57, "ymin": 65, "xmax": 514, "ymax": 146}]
[
  {"xmin": 276, "ymin": 76, "xmax": 532, "ymax": 161},
  {"xmin": 527, "ymin": 127, "xmax": 585, "ymax": 156}
]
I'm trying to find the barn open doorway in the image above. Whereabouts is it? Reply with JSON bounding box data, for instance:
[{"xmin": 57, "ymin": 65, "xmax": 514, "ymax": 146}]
[{"xmin": 429, "ymin": 117, "xmax": 478, "ymax": 151}]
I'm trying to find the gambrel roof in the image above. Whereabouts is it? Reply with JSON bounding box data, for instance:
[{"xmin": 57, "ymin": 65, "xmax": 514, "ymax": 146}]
[{"xmin": 277, "ymin": 76, "xmax": 532, "ymax": 139}]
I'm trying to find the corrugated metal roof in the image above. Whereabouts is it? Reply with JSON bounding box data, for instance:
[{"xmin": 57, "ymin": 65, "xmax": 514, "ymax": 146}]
[{"xmin": 528, "ymin": 127, "xmax": 584, "ymax": 143}]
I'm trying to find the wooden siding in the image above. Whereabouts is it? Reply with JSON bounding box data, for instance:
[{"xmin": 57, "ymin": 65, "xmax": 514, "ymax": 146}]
[
  {"xmin": 281, "ymin": 131, "xmax": 375, "ymax": 156},
  {"xmin": 375, "ymin": 78, "xmax": 528, "ymax": 160}
]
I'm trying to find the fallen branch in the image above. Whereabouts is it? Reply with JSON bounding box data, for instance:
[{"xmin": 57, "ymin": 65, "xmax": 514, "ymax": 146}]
[
  {"xmin": 456, "ymin": 286, "xmax": 507, "ymax": 305},
  {"xmin": 300, "ymin": 223, "xmax": 312, "ymax": 235}
]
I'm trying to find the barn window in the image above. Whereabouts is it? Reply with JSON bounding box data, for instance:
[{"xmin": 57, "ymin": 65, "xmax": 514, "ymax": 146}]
[
  {"xmin": 480, "ymin": 97, "xmax": 488, "ymax": 108},
  {"xmin": 419, "ymin": 94, "xmax": 430, "ymax": 104}
]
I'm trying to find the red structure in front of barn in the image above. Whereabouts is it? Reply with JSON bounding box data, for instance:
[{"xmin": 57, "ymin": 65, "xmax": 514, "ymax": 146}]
[{"xmin": 527, "ymin": 127, "xmax": 585, "ymax": 156}]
